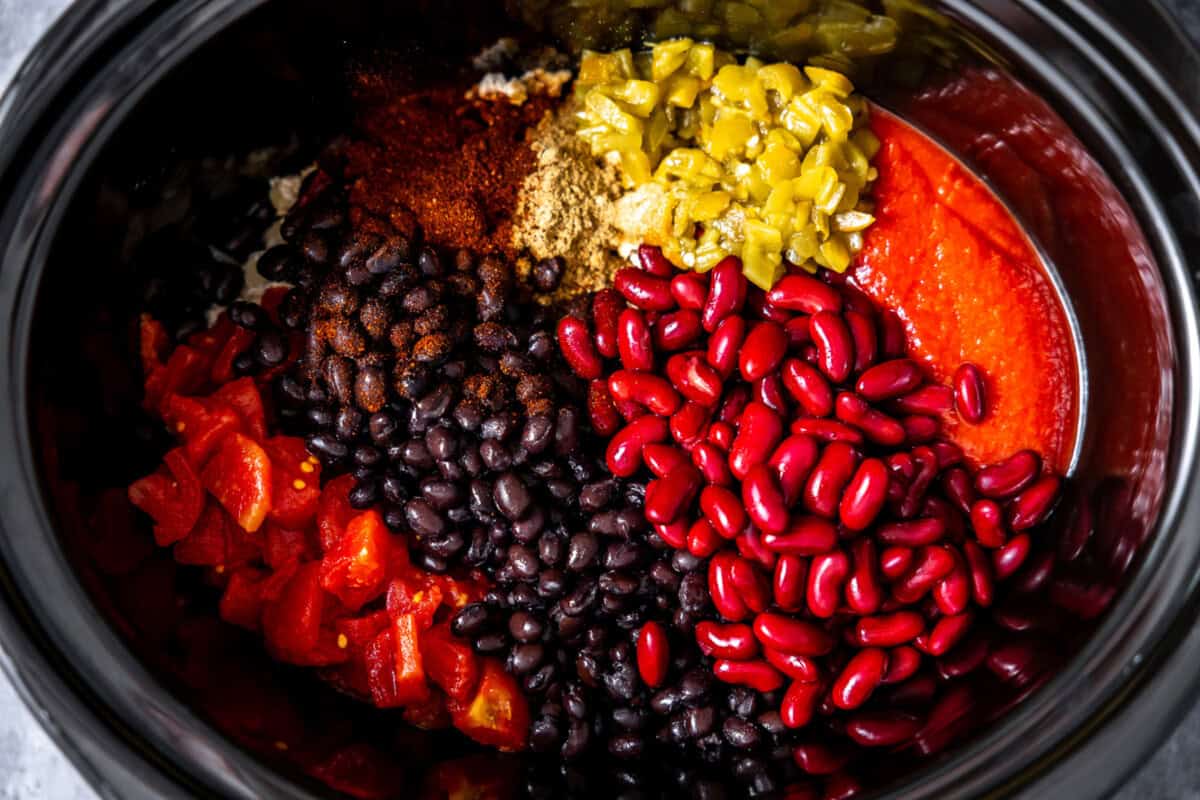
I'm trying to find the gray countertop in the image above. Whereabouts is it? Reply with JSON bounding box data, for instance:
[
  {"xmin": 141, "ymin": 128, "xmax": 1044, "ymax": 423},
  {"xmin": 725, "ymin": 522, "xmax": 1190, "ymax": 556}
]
[{"xmin": 1, "ymin": 1, "xmax": 1198, "ymax": 797}]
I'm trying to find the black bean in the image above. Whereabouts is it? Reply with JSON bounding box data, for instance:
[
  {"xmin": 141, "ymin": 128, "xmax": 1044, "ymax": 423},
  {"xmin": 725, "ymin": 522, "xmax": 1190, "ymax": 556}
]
[
  {"xmin": 684, "ymin": 706, "xmax": 716, "ymax": 738},
  {"xmin": 650, "ymin": 688, "xmax": 682, "ymax": 715},
  {"xmin": 507, "ymin": 544, "xmax": 539, "ymax": 580},
  {"xmin": 479, "ymin": 440, "xmax": 512, "ymax": 471},
  {"xmin": 529, "ymin": 716, "xmax": 561, "ymax": 752},
  {"xmin": 604, "ymin": 542, "xmax": 644, "ymax": 571},
  {"xmin": 576, "ymin": 653, "xmax": 602, "ymax": 687},
  {"xmin": 537, "ymin": 569, "xmax": 566, "ymax": 599},
  {"xmin": 335, "ymin": 407, "xmax": 363, "ymax": 440},
  {"xmin": 349, "ymin": 479, "xmax": 380, "ymax": 509},
  {"xmin": 531, "ymin": 256, "xmax": 565, "ymax": 292},
  {"xmin": 509, "ymin": 643, "xmax": 545, "ymax": 675},
  {"xmin": 678, "ymin": 574, "xmax": 709, "ymax": 615},
  {"xmin": 257, "ymin": 245, "xmax": 295, "ymax": 280},
  {"xmin": 678, "ymin": 670, "xmax": 712, "ymax": 707},
  {"xmin": 562, "ymin": 720, "xmax": 590, "ymax": 760},
  {"xmin": 608, "ymin": 733, "xmax": 644, "ymax": 759},
  {"xmin": 404, "ymin": 499, "xmax": 444, "ymax": 537},
  {"xmin": 229, "ymin": 301, "xmax": 269, "ymax": 330},
  {"xmin": 566, "ymin": 533, "xmax": 600, "ymax": 571},
  {"xmin": 493, "ymin": 472, "xmax": 532, "ymax": 520},
  {"xmin": 579, "ymin": 480, "xmax": 617, "ymax": 512},
  {"xmin": 424, "ymin": 426, "xmax": 457, "ymax": 460},
  {"xmin": 307, "ymin": 433, "xmax": 348, "ymax": 461},
  {"xmin": 524, "ymin": 664, "xmax": 556, "ymax": 695},
  {"xmin": 451, "ymin": 603, "xmax": 489, "ymax": 637},
  {"xmin": 599, "ymin": 571, "xmax": 639, "ymax": 596},
  {"xmin": 474, "ymin": 632, "xmax": 508, "ymax": 655},
  {"xmin": 400, "ymin": 440, "xmax": 434, "ymax": 470},
  {"xmin": 603, "ymin": 662, "xmax": 638, "ymax": 701},
  {"xmin": 508, "ymin": 611, "xmax": 545, "ymax": 643},
  {"xmin": 538, "ymin": 532, "xmax": 564, "ymax": 566},
  {"xmin": 420, "ymin": 479, "xmax": 461, "ymax": 511},
  {"xmin": 722, "ymin": 717, "xmax": 761, "ymax": 750}
]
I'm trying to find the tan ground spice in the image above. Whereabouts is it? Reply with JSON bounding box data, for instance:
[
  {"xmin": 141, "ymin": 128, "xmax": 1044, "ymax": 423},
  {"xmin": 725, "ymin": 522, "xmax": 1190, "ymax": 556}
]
[{"xmin": 510, "ymin": 101, "xmax": 629, "ymax": 300}]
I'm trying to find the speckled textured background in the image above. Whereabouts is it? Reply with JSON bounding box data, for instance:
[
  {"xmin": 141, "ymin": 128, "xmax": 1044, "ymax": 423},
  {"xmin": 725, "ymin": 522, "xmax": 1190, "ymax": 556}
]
[{"xmin": 1, "ymin": 1, "xmax": 1198, "ymax": 797}]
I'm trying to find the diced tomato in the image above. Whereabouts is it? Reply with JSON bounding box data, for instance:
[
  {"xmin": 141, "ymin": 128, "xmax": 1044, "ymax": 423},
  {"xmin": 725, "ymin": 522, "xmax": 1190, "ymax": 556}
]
[
  {"xmin": 262, "ymin": 562, "xmax": 325, "ymax": 664},
  {"xmin": 213, "ymin": 377, "xmax": 268, "ymax": 441},
  {"xmin": 143, "ymin": 345, "xmax": 211, "ymax": 413},
  {"xmin": 308, "ymin": 743, "xmax": 403, "ymax": 800},
  {"xmin": 186, "ymin": 315, "xmax": 235, "ymax": 356},
  {"xmin": 419, "ymin": 756, "xmax": 519, "ymax": 800},
  {"xmin": 174, "ymin": 502, "xmax": 233, "ymax": 566},
  {"xmin": 386, "ymin": 577, "xmax": 441, "ymax": 631},
  {"xmin": 420, "ymin": 622, "xmax": 479, "ymax": 703},
  {"xmin": 162, "ymin": 394, "xmax": 243, "ymax": 468},
  {"xmin": 320, "ymin": 510, "xmax": 393, "ymax": 611},
  {"xmin": 298, "ymin": 627, "xmax": 353, "ymax": 667},
  {"xmin": 139, "ymin": 314, "xmax": 170, "ymax": 375},
  {"xmin": 211, "ymin": 326, "xmax": 256, "ymax": 386},
  {"xmin": 259, "ymin": 286, "xmax": 290, "ymax": 322},
  {"xmin": 336, "ymin": 610, "xmax": 391, "ymax": 650},
  {"xmin": 219, "ymin": 567, "xmax": 267, "ymax": 630},
  {"xmin": 128, "ymin": 447, "xmax": 204, "ymax": 546},
  {"xmin": 264, "ymin": 522, "xmax": 318, "ymax": 571},
  {"xmin": 263, "ymin": 436, "xmax": 321, "ymax": 528},
  {"xmin": 403, "ymin": 688, "xmax": 452, "ymax": 730},
  {"xmin": 259, "ymin": 559, "xmax": 300, "ymax": 602},
  {"xmin": 363, "ymin": 615, "xmax": 430, "ymax": 708},
  {"xmin": 450, "ymin": 659, "xmax": 529, "ymax": 752},
  {"xmin": 319, "ymin": 659, "xmax": 372, "ymax": 702},
  {"xmin": 316, "ymin": 474, "xmax": 358, "ymax": 552},
  {"xmin": 433, "ymin": 573, "xmax": 487, "ymax": 612},
  {"xmin": 202, "ymin": 432, "xmax": 272, "ymax": 532}
]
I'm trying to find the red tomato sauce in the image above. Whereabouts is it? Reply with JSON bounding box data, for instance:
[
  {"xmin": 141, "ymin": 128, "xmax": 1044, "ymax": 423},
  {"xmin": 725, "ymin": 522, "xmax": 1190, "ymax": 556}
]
[{"xmin": 851, "ymin": 109, "xmax": 1079, "ymax": 472}]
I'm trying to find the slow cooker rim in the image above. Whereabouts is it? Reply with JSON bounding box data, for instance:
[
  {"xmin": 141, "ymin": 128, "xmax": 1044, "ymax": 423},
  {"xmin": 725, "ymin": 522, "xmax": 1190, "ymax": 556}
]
[{"xmin": 1, "ymin": 1, "xmax": 1199, "ymax": 798}]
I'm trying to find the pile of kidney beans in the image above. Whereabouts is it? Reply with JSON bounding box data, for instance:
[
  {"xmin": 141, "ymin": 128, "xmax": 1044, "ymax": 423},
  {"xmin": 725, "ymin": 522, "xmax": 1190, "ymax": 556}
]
[{"xmin": 553, "ymin": 247, "xmax": 1065, "ymax": 781}]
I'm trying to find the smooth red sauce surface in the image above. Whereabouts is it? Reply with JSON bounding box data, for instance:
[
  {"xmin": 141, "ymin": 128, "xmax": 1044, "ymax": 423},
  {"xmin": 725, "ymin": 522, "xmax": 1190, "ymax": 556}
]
[{"xmin": 852, "ymin": 110, "xmax": 1078, "ymax": 471}]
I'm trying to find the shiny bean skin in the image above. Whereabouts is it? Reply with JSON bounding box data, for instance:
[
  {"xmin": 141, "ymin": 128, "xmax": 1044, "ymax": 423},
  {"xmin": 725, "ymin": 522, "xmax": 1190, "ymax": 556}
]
[
  {"xmin": 806, "ymin": 550, "xmax": 851, "ymax": 618},
  {"xmin": 605, "ymin": 415, "xmax": 669, "ymax": 477},
  {"xmin": 702, "ymin": 256, "xmax": 748, "ymax": 332},
  {"xmin": 766, "ymin": 274, "xmax": 842, "ymax": 314},
  {"xmin": 770, "ymin": 434, "xmax": 821, "ymax": 507},
  {"xmin": 832, "ymin": 648, "xmax": 887, "ymax": 709},
  {"xmin": 695, "ymin": 621, "xmax": 759, "ymax": 660},
  {"xmin": 617, "ymin": 309, "xmax": 654, "ymax": 372},
  {"xmin": 809, "ymin": 311, "xmax": 854, "ymax": 384},
  {"xmin": 839, "ymin": 458, "xmax": 889, "ymax": 531},
  {"xmin": 706, "ymin": 316, "xmax": 746, "ymax": 379},
  {"xmin": 557, "ymin": 316, "xmax": 602, "ymax": 379},
  {"xmin": 782, "ymin": 358, "xmax": 835, "ymax": 418},
  {"xmin": 804, "ymin": 442, "xmax": 859, "ymax": 518},
  {"xmin": 729, "ymin": 402, "xmax": 784, "ymax": 481},
  {"xmin": 740, "ymin": 321, "xmax": 789, "ymax": 382},
  {"xmin": 773, "ymin": 554, "xmax": 808, "ymax": 612}
]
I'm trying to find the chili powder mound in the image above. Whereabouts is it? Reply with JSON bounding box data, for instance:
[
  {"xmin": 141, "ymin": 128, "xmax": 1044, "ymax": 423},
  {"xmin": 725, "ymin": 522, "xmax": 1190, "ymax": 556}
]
[{"xmin": 343, "ymin": 75, "xmax": 555, "ymax": 253}]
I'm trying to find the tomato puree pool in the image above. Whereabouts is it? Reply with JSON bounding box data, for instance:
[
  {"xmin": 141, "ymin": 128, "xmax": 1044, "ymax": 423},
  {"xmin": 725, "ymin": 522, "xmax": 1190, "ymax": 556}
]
[{"xmin": 851, "ymin": 110, "xmax": 1079, "ymax": 472}]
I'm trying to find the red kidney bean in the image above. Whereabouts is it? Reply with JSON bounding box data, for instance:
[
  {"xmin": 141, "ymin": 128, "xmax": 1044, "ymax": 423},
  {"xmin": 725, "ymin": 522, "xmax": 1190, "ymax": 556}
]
[
  {"xmin": 892, "ymin": 384, "xmax": 954, "ymax": 416},
  {"xmin": 921, "ymin": 495, "xmax": 965, "ymax": 541},
  {"xmin": 855, "ymin": 359, "xmax": 922, "ymax": 401},
  {"xmin": 770, "ymin": 434, "xmax": 820, "ymax": 507},
  {"xmin": 910, "ymin": 684, "xmax": 975, "ymax": 757},
  {"xmin": 975, "ymin": 449, "xmax": 1040, "ymax": 498},
  {"xmin": 877, "ymin": 310, "xmax": 906, "ymax": 359},
  {"xmin": 804, "ymin": 442, "xmax": 859, "ymax": 518},
  {"xmin": 897, "ymin": 446, "xmax": 939, "ymax": 519},
  {"xmin": 986, "ymin": 639, "xmax": 1045, "ymax": 687},
  {"xmin": 709, "ymin": 552, "xmax": 750, "ymax": 621},
  {"xmin": 1059, "ymin": 493, "xmax": 1093, "ymax": 562},
  {"xmin": 1010, "ymin": 548, "xmax": 1056, "ymax": 595},
  {"xmin": 887, "ymin": 452, "xmax": 916, "ymax": 482},
  {"xmin": 832, "ymin": 648, "xmax": 887, "ymax": 709},
  {"xmin": 670, "ymin": 271, "xmax": 708, "ymax": 310},
  {"xmin": 691, "ymin": 441, "xmax": 733, "ymax": 486},
  {"xmin": 879, "ymin": 546, "xmax": 914, "ymax": 580},
  {"xmin": 767, "ymin": 274, "xmax": 842, "ymax": 314},
  {"xmin": 931, "ymin": 440, "xmax": 965, "ymax": 469},
  {"xmin": 607, "ymin": 370, "xmax": 681, "ymax": 417},
  {"xmin": 763, "ymin": 516, "xmax": 838, "ymax": 555},
  {"xmin": 881, "ymin": 645, "xmax": 922, "ymax": 684},
  {"xmin": 754, "ymin": 374, "xmax": 790, "ymax": 415},
  {"xmin": 642, "ymin": 443, "xmax": 689, "ymax": 478},
  {"xmin": 941, "ymin": 468, "xmax": 975, "ymax": 515},
  {"xmin": 637, "ymin": 243, "xmax": 674, "ymax": 277},
  {"xmin": 953, "ymin": 362, "xmax": 986, "ymax": 424},
  {"xmin": 591, "ymin": 288, "xmax": 624, "ymax": 359},
  {"xmin": 993, "ymin": 533, "xmax": 1031, "ymax": 579},
  {"xmin": 730, "ymin": 556, "xmax": 771, "ymax": 614},
  {"xmin": 753, "ymin": 612, "xmax": 834, "ymax": 656},
  {"xmin": 782, "ymin": 358, "xmax": 835, "ymax": 417},
  {"xmin": 936, "ymin": 632, "xmax": 989, "ymax": 679},
  {"xmin": 969, "ymin": 499, "xmax": 1007, "ymax": 548},
  {"xmin": 893, "ymin": 546, "xmax": 956, "ymax": 604},
  {"xmin": 807, "ymin": 550, "xmax": 851, "ymax": 618},
  {"xmin": 644, "ymin": 464, "xmax": 702, "ymax": 524},
  {"xmin": 736, "ymin": 527, "xmax": 777, "ymax": 571},
  {"xmin": 669, "ymin": 401, "xmax": 709, "ymax": 449},
  {"xmin": 653, "ymin": 518, "xmax": 688, "ymax": 549},
  {"xmin": 557, "ymin": 316, "xmax": 603, "ymax": 379},
  {"xmin": 605, "ymin": 415, "xmax": 669, "ymax": 477},
  {"xmin": 844, "ymin": 309, "xmax": 878, "ymax": 374},
  {"xmin": 588, "ymin": 379, "xmax": 622, "ymax": 436},
  {"xmin": 700, "ymin": 485, "xmax": 747, "ymax": 540},
  {"xmin": 933, "ymin": 558, "xmax": 971, "ymax": 616},
  {"xmin": 845, "ymin": 711, "xmax": 922, "ymax": 747},
  {"xmin": 614, "ymin": 396, "xmax": 646, "ymax": 422},
  {"xmin": 706, "ymin": 421, "xmax": 734, "ymax": 451},
  {"xmin": 742, "ymin": 464, "xmax": 789, "ymax": 534},
  {"xmin": 781, "ymin": 680, "xmax": 824, "ymax": 729},
  {"xmin": 792, "ymin": 742, "xmax": 851, "ymax": 776},
  {"xmin": 706, "ymin": 315, "xmax": 746, "ymax": 379},
  {"xmin": 740, "ymin": 321, "xmax": 789, "ymax": 381},
  {"xmin": 809, "ymin": 311, "xmax": 854, "ymax": 384},
  {"xmin": 915, "ymin": 613, "xmax": 971, "ymax": 656},
  {"xmin": 785, "ymin": 316, "xmax": 813, "ymax": 348},
  {"xmin": 774, "ymin": 554, "xmax": 808, "ymax": 612},
  {"xmin": 695, "ymin": 620, "xmax": 759, "ymax": 660},
  {"xmin": 790, "ymin": 418, "xmax": 865, "ymax": 446},
  {"xmin": 701, "ymin": 256, "xmax": 748, "ymax": 332},
  {"xmin": 667, "ymin": 353, "xmax": 723, "ymax": 407},
  {"xmin": 617, "ymin": 308, "xmax": 654, "ymax": 371},
  {"xmin": 653, "ymin": 309, "xmax": 704, "ymax": 351},
  {"xmin": 835, "ymin": 393, "xmax": 906, "ymax": 447},
  {"xmin": 717, "ymin": 384, "xmax": 750, "ymax": 424},
  {"xmin": 636, "ymin": 621, "xmax": 670, "ymax": 687},
  {"xmin": 886, "ymin": 673, "xmax": 937, "ymax": 708},
  {"xmin": 856, "ymin": 611, "xmax": 924, "ymax": 647},
  {"xmin": 729, "ymin": 401, "xmax": 784, "ymax": 480},
  {"xmin": 1009, "ymin": 475, "xmax": 1061, "ymax": 530},
  {"xmin": 901, "ymin": 415, "xmax": 939, "ymax": 443},
  {"xmin": 839, "ymin": 458, "xmax": 889, "ymax": 531},
  {"xmin": 877, "ymin": 518, "xmax": 946, "ymax": 547},
  {"xmin": 962, "ymin": 541, "xmax": 994, "ymax": 607},
  {"xmin": 845, "ymin": 538, "xmax": 883, "ymax": 615},
  {"xmin": 1050, "ymin": 577, "xmax": 1115, "ymax": 619},
  {"xmin": 713, "ymin": 658, "xmax": 784, "ymax": 692},
  {"xmin": 615, "ymin": 267, "xmax": 675, "ymax": 311},
  {"xmin": 687, "ymin": 518, "xmax": 723, "ymax": 558},
  {"xmin": 764, "ymin": 647, "xmax": 820, "ymax": 682},
  {"xmin": 748, "ymin": 287, "xmax": 793, "ymax": 324}
]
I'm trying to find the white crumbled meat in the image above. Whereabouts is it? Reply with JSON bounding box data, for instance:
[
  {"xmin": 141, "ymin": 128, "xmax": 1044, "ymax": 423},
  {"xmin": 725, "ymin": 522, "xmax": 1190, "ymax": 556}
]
[
  {"xmin": 472, "ymin": 68, "xmax": 573, "ymax": 105},
  {"xmin": 205, "ymin": 166, "xmax": 311, "ymax": 325}
]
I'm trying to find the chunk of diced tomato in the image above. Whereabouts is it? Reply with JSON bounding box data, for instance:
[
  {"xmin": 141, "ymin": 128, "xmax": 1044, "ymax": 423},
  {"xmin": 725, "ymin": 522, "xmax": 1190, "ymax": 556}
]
[
  {"xmin": 264, "ymin": 522, "xmax": 318, "ymax": 571},
  {"xmin": 143, "ymin": 345, "xmax": 211, "ymax": 413},
  {"xmin": 128, "ymin": 447, "xmax": 204, "ymax": 546},
  {"xmin": 174, "ymin": 502, "xmax": 233, "ymax": 566},
  {"xmin": 336, "ymin": 610, "xmax": 391, "ymax": 650},
  {"xmin": 450, "ymin": 659, "xmax": 529, "ymax": 752},
  {"xmin": 219, "ymin": 567, "xmax": 267, "ymax": 630},
  {"xmin": 402, "ymin": 688, "xmax": 452, "ymax": 730},
  {"xmin": 262, "ymin": 562, "xmax": 325, "ymax": 664},
  {"xmin": 320, "ymin": 510, "xmax": 393, "ymax": 611},
  {"xmin": 202, "ymin": 432, "xmax": 272, "ymax": 532},
  {"xmin": 162, "ymin": 394, "xmax": 243, "ymax": 468},
  {"xmin": 386, "ymin": 577, "xmax": 440, "ymax": 631},
  {"xmin": 363, "ymin": 614, "xmax": 429, "ymax": 708},
  {"xmin": 316, "ymin": 474, "xmax": 358, "ymax": 553},
  {"xmin": 212, "ymin": 377, "xmax": 268, "ymax": 442},
  {"xmin": 211, "ymin": 326, "xmax": 256, "ymax": 386},
  {"xmin": 263, "ymin": 436, "xmax": 321, "ymax": 528},
  {"xmin": 307, "ymin": 743, "xmax": 404, "ymax": 800},
  {"xmin": 420, "ymin": 622, "xmax": 479, "ymax": 703},
  {"xmin": 139, "ymin": 314, "xmax": 169, "ymax": 375}
]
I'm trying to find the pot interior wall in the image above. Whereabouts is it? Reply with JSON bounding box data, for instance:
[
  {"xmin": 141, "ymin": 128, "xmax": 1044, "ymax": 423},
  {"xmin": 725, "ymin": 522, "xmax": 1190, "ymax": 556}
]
[{"xmin": 23, "ymin": 0, "xmax": 1177, "ymax": 797}]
